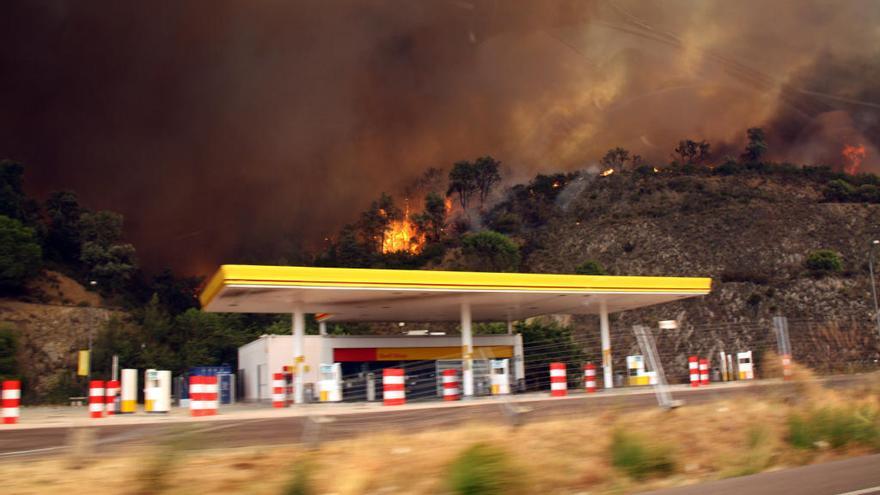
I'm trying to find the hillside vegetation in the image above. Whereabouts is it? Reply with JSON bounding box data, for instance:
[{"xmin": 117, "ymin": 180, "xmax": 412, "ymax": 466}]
[{"xmin": 2, "ymin": 129, "xmax": 880, "ymax": 401}]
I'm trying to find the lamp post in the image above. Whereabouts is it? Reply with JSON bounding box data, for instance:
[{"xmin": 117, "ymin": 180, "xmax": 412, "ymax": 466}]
[{"xmin": 870, "ymin": 241, "xmax": 880, "ymax": 337}]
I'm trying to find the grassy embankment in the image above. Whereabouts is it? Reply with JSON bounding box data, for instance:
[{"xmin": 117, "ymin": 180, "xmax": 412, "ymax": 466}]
[{"xmin": 2, "ymin": 363, "xmax": 878, "ymax": 495}]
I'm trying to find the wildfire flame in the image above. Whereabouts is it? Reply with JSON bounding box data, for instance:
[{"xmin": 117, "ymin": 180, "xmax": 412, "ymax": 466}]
[
  {"xmin": 381, "ymin": 204, "xmax": 425, "ymax": 254},
  {"xmin": 842, "ymin": 144, "xmax": 866, "ymax": 175},
  {"xmin": 600, "ymin": 168, "xmax": 614, "ymax": 177}
]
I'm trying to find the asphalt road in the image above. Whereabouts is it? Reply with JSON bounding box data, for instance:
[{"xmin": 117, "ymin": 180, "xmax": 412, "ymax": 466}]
[
  {"xmin": 641, "ymin": 454, "xmax": 880, "ymax": 495},
  {"xmin": 0, "ymin": 374, "xmax": 868, "ymax": 459}
]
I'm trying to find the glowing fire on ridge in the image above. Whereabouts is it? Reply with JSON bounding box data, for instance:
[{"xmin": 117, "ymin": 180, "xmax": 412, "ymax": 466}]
[
  {"xmin": 842, "ymin": 144, "xmax": 867, "ymax": 175},
  {"xmin": 600, "ymin": 168, "xmax": 614, "ymax": 177},
  {"xmin": 381, "ymin": 203, "xmax": 425, "ymax": 254}
]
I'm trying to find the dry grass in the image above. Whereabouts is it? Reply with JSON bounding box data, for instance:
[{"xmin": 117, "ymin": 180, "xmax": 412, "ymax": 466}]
[{"xmin": 1, "ymin": 374, "xmax": 878, "ymax": 495}]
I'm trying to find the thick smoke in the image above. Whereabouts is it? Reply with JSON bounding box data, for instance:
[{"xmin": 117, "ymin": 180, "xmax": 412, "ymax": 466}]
[{"xmin": 0, "ymin": 0, "xmax": 877, "ymax": 273}]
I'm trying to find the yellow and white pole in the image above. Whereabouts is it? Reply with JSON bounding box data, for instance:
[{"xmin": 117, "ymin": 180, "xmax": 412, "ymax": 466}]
[
  {"xmin": 461, "ymin": 301, "xmax": 474, "ymax": 397},
  {"xmin": 292, "ymin": 308, "xmax": 305, "ymax": 404},
  {"xmin": 599, "ymin": 299, "xmax": 613, "ymax": 389}
]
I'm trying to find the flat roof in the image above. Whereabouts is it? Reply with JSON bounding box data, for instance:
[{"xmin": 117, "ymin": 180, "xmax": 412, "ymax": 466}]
[{"xmin": 200, "ymin": 265, "xmax": 711, "ymax": 322}]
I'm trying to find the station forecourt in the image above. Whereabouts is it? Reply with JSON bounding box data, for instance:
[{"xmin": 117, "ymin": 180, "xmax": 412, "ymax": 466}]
[{"xmin": 199, "ymin": 265, "xmax": 712, "ymax": 403}]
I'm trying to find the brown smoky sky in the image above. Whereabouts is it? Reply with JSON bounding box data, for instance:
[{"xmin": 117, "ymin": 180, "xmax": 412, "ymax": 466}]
[{"xmin": 1, "ymin": 0, "xmax": 878, "ymax": 274}]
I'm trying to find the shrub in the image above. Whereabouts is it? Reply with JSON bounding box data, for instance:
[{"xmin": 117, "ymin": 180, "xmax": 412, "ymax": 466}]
[
  {"xmin": 282, "ymin": 462, "xmax": 315, "ymax": 495},
  {"xmin": 805, "ymin": 249, "xmax": 843, "ymax": 274},
  {"xmin": 788, "ymin": 406, "xmax": 880, "ymax": 450},
  {"xmin": 0, "ymin": 214, "xmax": 42, "ymax": 292},
  {"xmin": 575, "ymin": 260, "xmax": 607, "ymax": 275},
  {"xmin": 447, "ymin": 443, "xmax": 518, "ymax": 495},
  {"xmin": 610, "ymin": 430, "xmax": 676, "ymax": 480},
  {"xmin": 725, "ymin": 425, "xmax": 775, "ymax": 477},
  {"xmin": 823, "ymin": 179, "xmax": 855, "ymax": 202},
  {"xmin": 460, "ymin": 231, "xmax": 520, "ymax": 272}
]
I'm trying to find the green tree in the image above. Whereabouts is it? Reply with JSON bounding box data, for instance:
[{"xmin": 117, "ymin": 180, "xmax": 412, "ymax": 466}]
[
  {"xmin": 91, "ymin": 315, "xmax": 145, "ymax": 375},
  {"xmin": 515, "ymin": 320, "xmax": 585, "ymax": 390},
  {"xmin": 0, "ymin": 215, "xmax": 42, "ymax": 292},
  {"xmin": 447, "ymin": 161, "xmax": 479, "ymax": 209},
  {"xmin": 44, "ymin": 190, "xmax": 83, "ymax": 263},
  {"xmin": 459, "ymin": 230, "xmax": 520, "ymax": 272},
  {"xmin": 0, "ymin": 322, "xmax": 19, "ymax": 380},
  {"xmin": 414, "ymin": 192, "xmax": 447, "ymax": 243},
  {"xmin": 473, "ymin": 156, "xmax": 501, "ymax": 207},
  {"xmin": 805, "ymin": 249, "xmax": 843, "ymax": 274},
  {"xmin": 79, "ymin": 211, "xmax": 138, "ymax": 291},
  {"xmin": 600, "ymin": 147, "xmax": 631, "ymax": 171},
  {"xmin": 175, "ymin": 309, "xmax": 247, "ymax": 370},
  {"xmin": 150, "ymin": 269, "xmax": 202, "ymax": 315},
  {"xmin": 575, "ymin": 260, "xmax": 608, "ymax": 275},
  {"xmin": 672, "ymin": 139, "xmax": 711, "ymax": 165},
  {"xmin": 0, "ymin": 160, "xmax": 28, "ymax": 222},
  {"xmin": 741, "ymin": 127, "xmax": 768, "ymax": 163},
  {"xmin": 358, "ymin": 193, "xmax": 401, "ymax": 253}
]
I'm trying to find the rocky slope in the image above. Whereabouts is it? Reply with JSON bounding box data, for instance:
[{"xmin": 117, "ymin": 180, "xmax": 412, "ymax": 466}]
[{"xmin": 519, "ymin": 169, "xmax": 880, "ymax": 375}]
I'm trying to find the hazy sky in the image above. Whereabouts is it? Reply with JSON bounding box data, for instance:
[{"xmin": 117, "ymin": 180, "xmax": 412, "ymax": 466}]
[{"xmin": 1, "ymin": 0, "xmax": 878, "ymax": 274}]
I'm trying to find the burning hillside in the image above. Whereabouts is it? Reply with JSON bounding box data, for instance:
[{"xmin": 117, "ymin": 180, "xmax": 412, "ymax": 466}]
[
  {"xmin": 382, "ymin": 208, "xmax": 425, "ymax": 254},
  {"xmin": 842, "ymin": 144, "xmax": 867, "ymax": 175}
]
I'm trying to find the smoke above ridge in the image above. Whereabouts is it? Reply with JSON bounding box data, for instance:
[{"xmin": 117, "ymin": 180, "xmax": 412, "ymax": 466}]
[{"xmin": 0, "ymin": 0, "xmax": 878, "ymax": 273}]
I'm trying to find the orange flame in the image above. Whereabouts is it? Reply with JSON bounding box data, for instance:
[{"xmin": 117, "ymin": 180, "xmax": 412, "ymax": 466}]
[
  {"xmin": 381, "ymin": 205, "xmax": 425, "ymax": 254},
  {"xmin": 444, "ymin": 197, "xmax": 453, "ymax": 213},
  {"xmin": 600, "ymin": 168, "xmax": 614, "ymax": 177},
  {"xmin": 842, "ymin": 144, "xmax": 867, "ymax": 175}
]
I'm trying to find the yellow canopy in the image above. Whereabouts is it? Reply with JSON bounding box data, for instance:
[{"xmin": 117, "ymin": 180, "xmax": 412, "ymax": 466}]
[{"xmin": 200, "ymin": 265, "xmax": 711, "ymax": 321}]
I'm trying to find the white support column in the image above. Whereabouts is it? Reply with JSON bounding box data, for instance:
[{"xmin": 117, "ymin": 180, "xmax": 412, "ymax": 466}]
[
  {"xmin": 461, "ymin": 301, "xmax": 474, "ymax": 397},
  {"xmin": 506, "ymin": 318, "xmax": 513, "ymax": 335},
  {"xmin": 513, "ymin": 333, "xmax": 525, "ymax": 382},
  {"xmin": 319, "ymin": 321, "xmax": 327, "ymax": 336},
  {"xmin": 599, "ymin": 299, "xmax": 613, "ymax": 389},
  {"xmin": 292, "ymin": 308, "xmax": 306, "ymax": 404}
]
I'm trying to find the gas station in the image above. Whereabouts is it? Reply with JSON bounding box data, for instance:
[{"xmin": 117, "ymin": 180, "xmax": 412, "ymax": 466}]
[{"xmin": 200, "ymin": 265, "xmax": 712, "ymax": 403}]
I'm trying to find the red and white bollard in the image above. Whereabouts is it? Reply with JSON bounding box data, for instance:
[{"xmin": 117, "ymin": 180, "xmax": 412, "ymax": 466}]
[
  {"xmin": 272, "ymin": 372, "xmax": 287, "ymax": 408},
  {"xmin": 203, "ymin": 375, "xmax": 218, "ymax": 416},
  {"xmin": 190, "ymin": 375, "xmax": 218, "ymax": 417},
  {"xmin": 284, "ymin": 367, "xmax": 294, "ymax": 406},
  {"xmin": 782, "ymin": 354, "xmax": 792, "ymax": 380},
  {"xmin": 2, "ymin": 380, "xmax": 20, "ymax": 424},
  {"xmin": 89, "ymin": 380, "xmax": 105, "ymax": 418},
  {"xmin": 583, "ymin": 363, "xmax": 597, "ymax": 393},
  {"xmin": 382, "ymin": 368, "xmax": 405, "ymax": 406},
  {"xmin": 189, "ymin": 376, "xmax": 203, "ymax": 416},
  {"xmin": 442, "ymin": 369, "xmax": 460, "ymax": 401},
  {"xmin": 105, "ymin": 379, "xmax": 120, "ymax": 416},
  {"xmin": 688, "ymin": 356, "xmax": 700, "ymax": 387},
  {"xmin": 699, "ymin": 358, "xmax": 710, "ymax": 386},
  {"xmin": 550, "ymin": 362, "xmax": 567, "ymax": 397}
]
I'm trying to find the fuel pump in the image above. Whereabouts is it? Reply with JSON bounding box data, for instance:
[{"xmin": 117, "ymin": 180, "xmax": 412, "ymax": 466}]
[
  {"xmin": 626, "ymin": 355, "xmax": 649, "ymax": 386},
  {"xmin": 737, "ymin": 351, "xmax": 754, "ymax": 380},
  {"xmin": 144, "ymin": 369, "xmax": 171, "ymax": 413},
  {"xmin": 490, "ymin": 359, "xmax": 510, "ymax": 395},
  {"xmin": 318, "ymin": 363, "xmax": 342, "ymax": 402}
]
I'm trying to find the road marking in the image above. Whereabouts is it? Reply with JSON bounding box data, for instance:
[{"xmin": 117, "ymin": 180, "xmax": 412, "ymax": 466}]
[
  {"xmin": 0, "ymin": 446, "xmax": 66, "ymax": 458},
  {"xmin": 836, "ymin": 486, "xmax": 880, "ymax": 495}
]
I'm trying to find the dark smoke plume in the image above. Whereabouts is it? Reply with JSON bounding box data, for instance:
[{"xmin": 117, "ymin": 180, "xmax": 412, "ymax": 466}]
[{"xmin": 0, "ymin": 0, "xmax": 878, "ymax": 273}]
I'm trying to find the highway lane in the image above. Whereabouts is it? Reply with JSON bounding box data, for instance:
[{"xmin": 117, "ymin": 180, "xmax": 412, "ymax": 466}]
[
  {"xmin": 641, "ymin": 454, "xmax": 880, "ymax": 495},
  {"xmin": 0, "ymin": 374, "xmax": 870, "ymax": 458}
]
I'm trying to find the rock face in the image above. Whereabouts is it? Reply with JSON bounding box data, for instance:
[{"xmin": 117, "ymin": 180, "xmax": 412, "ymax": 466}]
[
  {"xmin": 520, "ymin": 171, "xmax": 880, "ymax": 376},
  {"xmin": 0, "ymin": 300, "xmax": 119, "ymax": 402}
]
